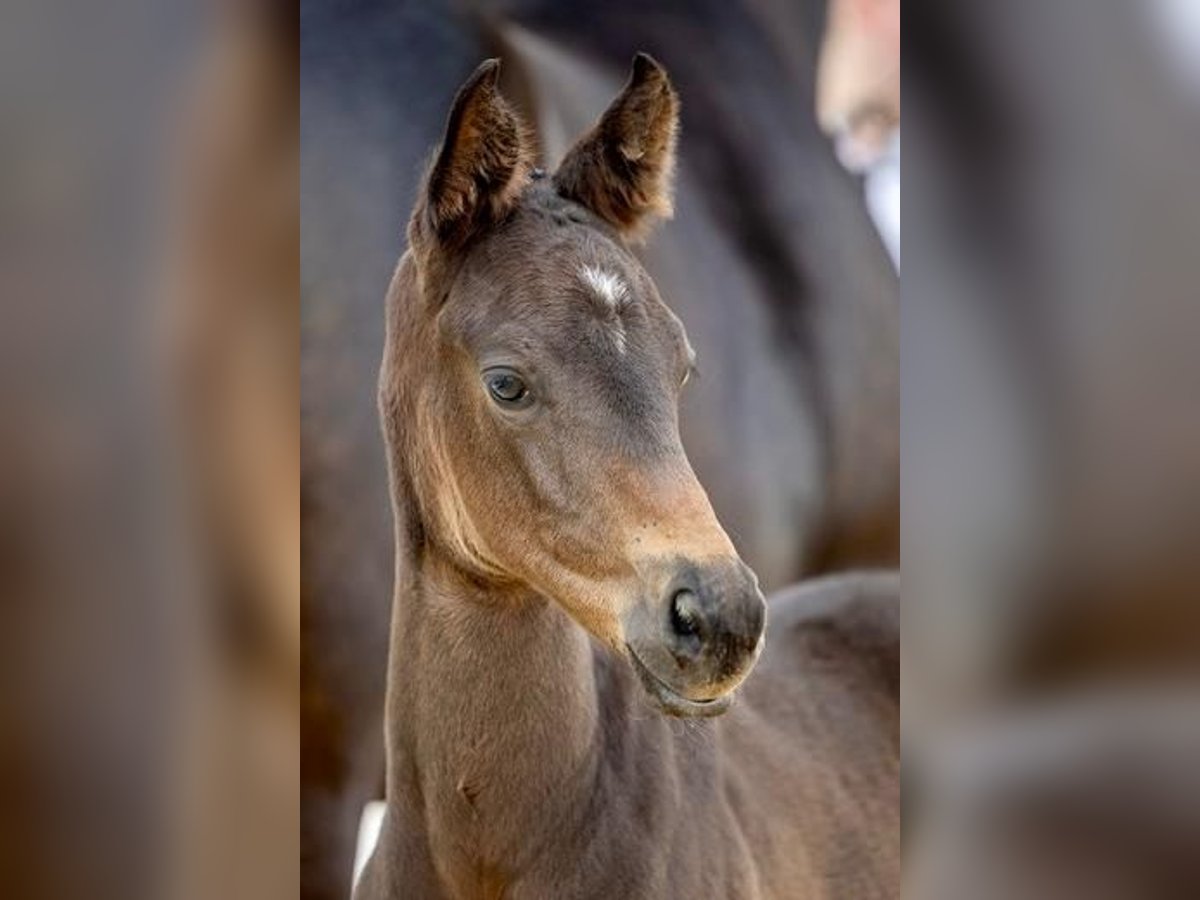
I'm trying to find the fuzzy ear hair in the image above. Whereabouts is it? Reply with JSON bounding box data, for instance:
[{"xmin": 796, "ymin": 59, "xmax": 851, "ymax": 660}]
[
  {"xmin": 553, "ymin": 53, "xmax": 679, "ymax": 240},
  {"xmin": 412, "ymin": 59, "xmax": 532, "ymax": 250}
]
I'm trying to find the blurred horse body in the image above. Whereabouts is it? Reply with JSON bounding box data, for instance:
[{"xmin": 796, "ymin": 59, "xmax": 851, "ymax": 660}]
[{"xmin": 301, "ymin": 2, "xmax": 896, "ymax": 896}]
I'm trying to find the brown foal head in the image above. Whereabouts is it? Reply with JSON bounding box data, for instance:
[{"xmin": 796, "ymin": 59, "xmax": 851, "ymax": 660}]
[{"xmin": 382, "ymin": 55, "xmax": 765, "ymax": 716}]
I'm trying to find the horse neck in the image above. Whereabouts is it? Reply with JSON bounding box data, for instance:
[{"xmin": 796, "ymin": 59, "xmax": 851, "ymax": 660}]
[{"xmin": 385, "ymin": 539, "xmax": 608, "ymax": 880}]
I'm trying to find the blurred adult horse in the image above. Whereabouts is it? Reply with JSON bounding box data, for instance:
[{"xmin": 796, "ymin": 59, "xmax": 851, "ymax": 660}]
[{"xmin": 301, "ymin": 1, "xmax": 896, "ymax": 896}]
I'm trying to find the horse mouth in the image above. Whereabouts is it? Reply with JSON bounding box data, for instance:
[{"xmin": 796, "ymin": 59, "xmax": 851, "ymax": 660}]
[{"xmin": 626, "ymin": 646, "xmax": 734, "ymax": 718}]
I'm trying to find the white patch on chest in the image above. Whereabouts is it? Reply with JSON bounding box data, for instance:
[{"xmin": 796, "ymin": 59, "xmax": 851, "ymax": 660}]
[{"xmin": 580, "ymin": 264, "xmax": 630, "ymax": 353}]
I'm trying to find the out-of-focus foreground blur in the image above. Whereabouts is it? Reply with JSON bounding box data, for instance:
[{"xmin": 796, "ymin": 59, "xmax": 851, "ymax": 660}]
[{"xmin": 0, "ymin": 2, "xmax": 297, "ymax": 899}]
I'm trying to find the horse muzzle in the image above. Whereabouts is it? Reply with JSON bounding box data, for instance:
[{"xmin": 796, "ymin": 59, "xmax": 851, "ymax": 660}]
[{"xmin": 623, "ymin": 558, "xmax": 766, "ymax": 717}]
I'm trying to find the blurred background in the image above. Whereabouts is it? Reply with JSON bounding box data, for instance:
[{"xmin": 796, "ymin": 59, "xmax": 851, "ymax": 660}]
[
  {"xmin": 2, "ymin": 0, "xmax": 1199, "ymax": 898},
  {"xmin": 0, "ymin": 2, "xmax": 297, "ymax": 899},
  {"xmin": 905, "ymin": 3, "xmax": 1200, "ymax": 897}
]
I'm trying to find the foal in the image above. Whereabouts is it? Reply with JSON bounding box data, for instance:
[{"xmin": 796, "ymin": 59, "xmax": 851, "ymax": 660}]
[{"xmin": 358, "ymin": 56, "xmax": 899, "ymax": 899}]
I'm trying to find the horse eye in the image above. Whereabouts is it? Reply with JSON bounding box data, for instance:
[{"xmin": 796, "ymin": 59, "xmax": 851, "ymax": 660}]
[
  {"xmin": 483, "ymin": 368, "xmax": 531, "ymax": 407},
  {"xmin": 682, "ymin": 359, "xmax": 698, "ymax": 387},
  {"xmin": 681, "ymin": 345, "xmax": 698, "ymax": 387}
]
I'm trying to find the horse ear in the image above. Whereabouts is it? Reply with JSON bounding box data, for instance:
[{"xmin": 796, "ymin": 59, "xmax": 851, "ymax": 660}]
[
  {"xmin": 553, "ymin": 53, "xmax": 679, "ymax": 240},
  {"xmin": 411, "ymin": 59, "xmax": 532, "ymax": 251}
]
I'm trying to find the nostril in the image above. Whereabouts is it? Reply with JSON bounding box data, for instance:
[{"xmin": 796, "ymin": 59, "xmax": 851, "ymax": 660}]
[{"xmin": 670, "ymin": 589, "xmax": 703, "ymax": 639}]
